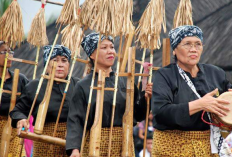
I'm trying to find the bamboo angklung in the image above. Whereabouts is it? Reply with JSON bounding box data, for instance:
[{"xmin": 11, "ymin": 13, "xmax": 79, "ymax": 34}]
[
  {"xmin": 173, "ymin": 0, "xmax": 193, "ymax": 28},
  {"xmin": 34, "ymin": 62, "xmax": 57, "ymax": 134},
  {"xmin": 0, "ymin": 69, "xmax": 19, "ymax": 157},
  {"xmin": 135, "ymin": 1, "xmax": 166, "ymax": 156},
  {"xmin": 0, "ymin": 0, "xmax": 24, "ymax": 49},
  {"xmin": 137, "ymin": 48, "xmax": 146, "ymax": 89},
  {"xmin": 89, "ymin": 70, "xmax": 105, "ymax": 156},
  {"xmin": 122, "ymin": 47, "xmax": 135, "ymax": 157}
]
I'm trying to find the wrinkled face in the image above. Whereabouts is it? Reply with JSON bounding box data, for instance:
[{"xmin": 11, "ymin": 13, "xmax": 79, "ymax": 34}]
[
  {"xmin": 147, "ymin": 139, "xmax": 153, "ymax": 153},
  {"xmin": 90, "ymin": 39, "xmax": 116, "ymax": 69},
  {"xmin": 174, "ymin": 36, "xmax": 203, "ymax": 67},
  {"xmin": 0, "ymin": 44, "xmax": 13, "ymax": 68},
  {"xmin": 46, "ymin": 56, "xmax": 70, "ymax": 79}
]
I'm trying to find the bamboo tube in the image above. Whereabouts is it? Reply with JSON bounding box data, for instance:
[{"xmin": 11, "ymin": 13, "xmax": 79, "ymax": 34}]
[
  {"xmin": 162, "ymin": 38, "xmax": 170, "ymax": 67},
  {"xmin": 142, "ymin": 49, "xmax": 153, "ymax": 157},
  {"xmin": 120, "ymin": 31, "xmax": 134, "ymax": 73},
  {"xmin": 0, "ymin": 53, "xmax": 9, "ymax": 104},
  {"xmin": 19, "ymin": 131, "xmax": 65, "ymax": 146},
  {"xmin": 107, "ymin": 34, "xmax": 123, "ymax": 157},
  {"xmin": 0, "ymin": 0, "xmax": 24, "ymax": 49},
  {"xmin": 89, "ymin": 70, "xmax": 105, "ymax": 157},
  {"xmin": 173, "ymin": 0, "xmax": 193, "ymax": 28},
  {"xmin": 80, "ymin": 33, "xmax": 102, "ymax": 156},
  {"xmin": 33, "ymin": 46, "xmax": 40, "ymax": 79},
  {"xmin": 0, "ymin": 69, "xmax": 19, "ymax": 157},
  {"xmin": 137, "ymin": 48, "xmax": 146, "ymax": 89},
  {"xmin": 34, "ymin": 61, "xmax": 57, "ymax": 134},
  {"xmin": 2, "ymin": 90, "xmax": 21, "ymax": 96},
  {"xmin": 122, "ymin": 47, "xmax": 135, "ymax": 157}
]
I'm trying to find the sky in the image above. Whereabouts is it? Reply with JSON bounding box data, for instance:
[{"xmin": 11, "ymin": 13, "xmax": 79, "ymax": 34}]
[{"xmin": 18, "ymin": 0, "xmax": 85, "ymax": 35}]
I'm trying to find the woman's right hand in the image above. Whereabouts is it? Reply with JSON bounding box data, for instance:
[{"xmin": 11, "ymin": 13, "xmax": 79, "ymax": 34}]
[
  {"xmin": 70, "ymin": 149, "xmax": 80, "ymax": 157},
  {"xmin": 17, "ymin": 119, "xmax": 29, "ymax": 135},
  {"xmin": 199, "ymin": 88, "xmax": 230, "ymax": 117}
]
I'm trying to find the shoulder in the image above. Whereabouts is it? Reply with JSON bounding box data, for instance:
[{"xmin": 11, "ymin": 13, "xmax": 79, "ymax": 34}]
[
  {"xmin": 200, "ymin": 63, "xmax": 225, "ymax": 75},
  {"xmin": 70, "ymin": 76, "xmax": 80, "ymax": 85},
  {"xmin": 155, "ymin": 63, "xmax": 177, "ymax": 80},
  {"xmin": 18, "ymin": 73, "xmax": 29, "ymax": 83}
]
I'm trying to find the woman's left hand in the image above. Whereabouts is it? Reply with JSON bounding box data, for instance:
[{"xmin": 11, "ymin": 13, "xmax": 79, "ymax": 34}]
[
  {"xmin": 145, "ymin": 83, "xmax": 153, "ymax": 100},
  {"xmin": 229, "ymin": 89, "xmax": 232, "ymax": 92}
]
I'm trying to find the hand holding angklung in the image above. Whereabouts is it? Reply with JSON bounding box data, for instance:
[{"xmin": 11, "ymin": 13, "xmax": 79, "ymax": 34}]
[
  {"xmin": 17, "ymin": 119, "xmax": 29, "ymax": 135},
  {"xmin": 145, "ymin": 83, "xmax": 153, "ymax": 99},
  {"xmin": 200, "ymin": 89, "xmax": 230, "ymax": 117}
]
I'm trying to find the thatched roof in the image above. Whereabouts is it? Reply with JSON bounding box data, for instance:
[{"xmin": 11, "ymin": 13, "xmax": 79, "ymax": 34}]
[{"xmin": 12, "ymin": 0, "xmax": 232, "ymax": 82}]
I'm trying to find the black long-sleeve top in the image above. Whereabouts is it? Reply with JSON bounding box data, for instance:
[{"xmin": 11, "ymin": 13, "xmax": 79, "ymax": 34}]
[
  {"xmin": 66, "ymin": 71, "xmax": 147, "ymax": 155},
  {"xmin": 0, "ymin": 70, "xmax": 28, "ymax": 116},
  {"xmin": 152, "ymin": 63, "xmax": 232, "ymax": 131},
  {"xmin": 10, "ymin": 76, "xmax": 79, "ymax": 128}
]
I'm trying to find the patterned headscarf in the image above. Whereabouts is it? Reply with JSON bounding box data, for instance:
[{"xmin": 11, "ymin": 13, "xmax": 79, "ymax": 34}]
[
  {"xmin": 81, "ymin": 33, "xmax": 114, "ymax": 57},
  {"xmin": 43, "ymin": 45, "xmax": 71, "ymax": 66},
  {"xmin": 169, "ymin": 25, "xmax": 203, "ymax": 50}
]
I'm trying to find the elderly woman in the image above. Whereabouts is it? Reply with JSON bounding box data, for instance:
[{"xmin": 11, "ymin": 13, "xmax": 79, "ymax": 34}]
[
  {"xmin": 66, "ymin": 33, "xmax": 152, "ymax": 157},
  {"xmin": 10, "ymin": 45, "xmax": 79, "ymax": 156},
  {"xmin": 0, "ymin": 41, "xmax": 28, "ymax": 156},
  {"xmin": 151, "ymin": 25, "xmax": 232, "ymax": 157}
]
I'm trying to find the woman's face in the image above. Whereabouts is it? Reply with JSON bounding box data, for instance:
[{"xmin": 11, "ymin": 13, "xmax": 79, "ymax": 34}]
[
  {"xmin": 0, "ymin": 44, "xmax": 13, "ymax": 68},
  {"xmin": 46, "ymin": 55, "xmax": 70, "ymax": 79},
  {"xmin": 90, "ymin": 39, "xmax": 116, "ymax": 69},
  {"xmin": 174, "ymin": 36, "xmax": 203, "ymax": 67}
]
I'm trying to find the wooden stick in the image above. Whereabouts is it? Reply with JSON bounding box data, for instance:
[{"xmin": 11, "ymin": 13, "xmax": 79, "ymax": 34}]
[
  {"xmin": 137, "ymin": 48, "xmax": 146, "ymax": 89},
  {"xmin": 0, "ymin": 69, "xmax": 19, "ymax": 157},
  {"xmin": 2, "ymin": 90, "xmax": 21, "ymax": 96},
  {"xmin": 80, "ymin": 33, "xmax": 102, "ymax": 155},
  {"xmin": 42, "ymin": 75, "xmax": 69, "ymax": 83},
  {"xmin": 107, "ymin": 34, "xmax": 123, "ymax": 157},
  {"xmin": 122, "ymin": 47, "xmax": 135, "ymax": 157},
  {"xmin": 143, "ymin": 49, "xmax": 153, "ymax": 157},
  {"xmin": 19, "ymin": 131, "xmax": 65, "ymax": 146},
  {"xmin": 162, "ymin": 38, "xmax": 170, "ymax": 67},
  {"xmin": 0, "ymin": 53, "xmax": 9, "ymax": 104},
  {"xmin": 34, "ymin": 62, "xmax": 57, "ymax": 134},
  {"xmin": 89, "ymin": 70, "xmax": 105, "ymax": 156},
  {"xmin": 76, "ymin": 58, "xmax": 90, "ymax": 64},
  {"xmin": 33, "ymin": 0, "xmax": 63, "ymax": 6},
  {"xmin": 33, "ymin": 46, "xmax": 40, "ymax": 79},
  {"xmin": 8, "ymin": 57, "xmax": 37, "ymax": 65}
]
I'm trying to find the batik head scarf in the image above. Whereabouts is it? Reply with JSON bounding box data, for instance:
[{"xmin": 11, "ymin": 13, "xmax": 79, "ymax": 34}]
[
  {"xmin": 81, "ymin": 33, "xmax": 114, "ymax": 57},
  {"xmin": 168, "ymin": 25, "xmax": 203, "ymax": 50},
  {"xmin": 43, "ymin": 45, "xmax": 71, "ymax": 66}
]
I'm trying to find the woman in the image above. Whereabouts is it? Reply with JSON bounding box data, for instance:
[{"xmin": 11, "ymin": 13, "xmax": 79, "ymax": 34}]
[
  {"xmin": 66, "ymin": 33, "xmax": 152, "ymax": 157},
  {"xmin": 151, "ymin": 25, "xmax": 232, "ymax": 157},
  {"xmin": 10, "ymin": 45, "xmax": 79, "ymax": 156},
  {"xmin": 0, "ymin": 41, "xmax": 28, "ymax": 156}
]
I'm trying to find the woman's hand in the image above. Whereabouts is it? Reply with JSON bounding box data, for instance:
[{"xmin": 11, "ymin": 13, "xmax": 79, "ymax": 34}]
[
  {"xmin": 145, "ymin": 83, "xmax": 153, "ymax": 100},
  {"xmin": 228, "ymin": 89, "xmax": 232, "ymax": 92},
  {"xmin": 189, "ymin": 88, "xmax": 230, "ymax": 117},
  {"xmin": 17, "ymin": 119, "xmax": 29, "ymax": 135},
  {"xmin": 70, "ymin": 149, "xmax": 80, "ymax": 157}
]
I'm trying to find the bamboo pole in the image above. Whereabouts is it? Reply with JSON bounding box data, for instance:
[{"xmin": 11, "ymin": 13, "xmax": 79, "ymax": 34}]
[
  {"xmin": 89, "ymin": 70, "xmax": 105, "ymax": 156},
  {"xmin": 137, "ymin": 48, "xmax": 146, "ymax": 89},
  {"xmin": 8, "ymin": 58, "xmax": 37, "ymax": 65},
  {"xmin": 80, "ymin": 33, "xmax": 102, "ymax": 155},
  {"xmin": 122, "ymin": 47, "xmax": 135, "ymax": 157},
  {"xmin": 142, "ymin": 49, "xmax": 153, "ymax": 157},
  {"xmin": 0, "ymin": 53, "xmax": 9, "ymax": 104},
  {"xmin": 33, "ymin": 46, "xmax": 40, "ymax": 79},
  {"xmin": 107, "ymin": 34, "xmax": 123, "ymax": 157},
  {"xmin": 0, "ymin": 69, "xmax": 19, "ymax": 157},
  {"xmin": 33, "ymin": 0, "xmax": 63, "ymax": 6}
]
